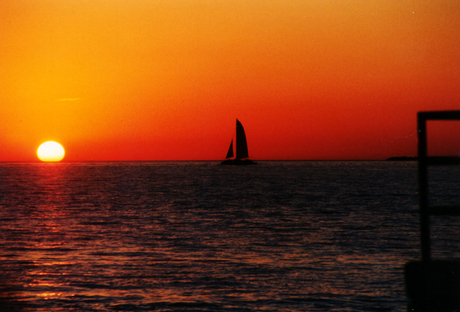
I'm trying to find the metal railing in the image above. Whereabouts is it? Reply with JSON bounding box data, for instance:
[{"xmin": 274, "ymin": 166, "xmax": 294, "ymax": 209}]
[{"xmin": 417, "ymin": 110, "xmax": 460, "ymax": 261}]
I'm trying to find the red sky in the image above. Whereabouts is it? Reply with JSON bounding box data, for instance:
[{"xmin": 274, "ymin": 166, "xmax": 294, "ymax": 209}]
[{"xmin": 1, "ymin": 0, "xmax": 459, "ymax": 161}]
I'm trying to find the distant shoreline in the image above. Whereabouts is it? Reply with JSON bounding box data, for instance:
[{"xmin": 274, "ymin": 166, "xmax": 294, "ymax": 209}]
[{"xmin": 386, "ymin": 156, "xmax": 417, "ymax": 161}]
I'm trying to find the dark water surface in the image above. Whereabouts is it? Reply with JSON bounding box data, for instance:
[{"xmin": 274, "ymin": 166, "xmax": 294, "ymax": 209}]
[{"xmin": 0, "ymin": 161, "xmax": 458, "ymax": 311}]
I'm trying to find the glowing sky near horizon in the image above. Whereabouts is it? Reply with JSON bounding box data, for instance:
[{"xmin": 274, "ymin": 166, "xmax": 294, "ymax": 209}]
[{"xmin": 1, "ymin": 0, "xmax": 459, "ymax": 161}]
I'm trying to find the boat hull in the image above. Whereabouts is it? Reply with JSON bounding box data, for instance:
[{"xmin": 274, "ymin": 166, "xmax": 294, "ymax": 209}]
[{"xmin": 221, "ymin": 159, "xmax": 257, "ymax": 165}]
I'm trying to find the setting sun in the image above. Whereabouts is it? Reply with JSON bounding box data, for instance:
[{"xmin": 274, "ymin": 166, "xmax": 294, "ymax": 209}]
[{"xmin": 37, "ymin": 141, "xmax": 65, "ymax": 162}]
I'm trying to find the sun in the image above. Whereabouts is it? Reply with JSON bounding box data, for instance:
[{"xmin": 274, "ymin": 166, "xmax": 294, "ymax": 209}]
[{"xmin": 37, "ymin": 141, "xmax": 65, "ymax": 162}]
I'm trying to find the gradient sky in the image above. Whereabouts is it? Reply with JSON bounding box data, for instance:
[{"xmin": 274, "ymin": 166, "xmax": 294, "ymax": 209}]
[{"xmin": 1, "ymin": 0, "xmax": 459, "ymax": 161}]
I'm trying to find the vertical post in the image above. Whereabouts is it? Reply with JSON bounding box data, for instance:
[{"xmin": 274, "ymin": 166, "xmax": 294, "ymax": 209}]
[{"xmin": 417, "ymin": 112, "xmax": 430, "ymax": 261}]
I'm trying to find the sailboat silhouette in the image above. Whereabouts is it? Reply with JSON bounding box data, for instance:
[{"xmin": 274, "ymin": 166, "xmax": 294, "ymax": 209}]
[{"xmin": 221, "ymin": 119, "xmax": 257, "ymax": 165}]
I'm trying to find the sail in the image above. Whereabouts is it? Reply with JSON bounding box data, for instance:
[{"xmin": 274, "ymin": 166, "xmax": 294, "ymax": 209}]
[
  {"xmin": 236, "ymin": 119, "xmax": 249, "ymax": 159},
  {"xmin": 225, "ymin": 140, "xmax": 234, "ymax": 159}
]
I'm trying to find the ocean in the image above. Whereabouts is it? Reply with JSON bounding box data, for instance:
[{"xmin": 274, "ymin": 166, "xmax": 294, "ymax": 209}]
[{"xmin": 0, "ymin": 161, "xmax": 458, "ymax": 311}]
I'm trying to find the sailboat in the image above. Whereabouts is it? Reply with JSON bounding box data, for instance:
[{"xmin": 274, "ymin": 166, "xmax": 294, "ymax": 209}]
[{"xmin": 221, "ymin": 119, "xmax": 257, "ymax": 165}]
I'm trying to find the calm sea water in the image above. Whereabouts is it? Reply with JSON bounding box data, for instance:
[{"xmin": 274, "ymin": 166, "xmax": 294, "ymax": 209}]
[{"xmin": 0, "ymin": 161, "xmax": 458, "ymax": 311}]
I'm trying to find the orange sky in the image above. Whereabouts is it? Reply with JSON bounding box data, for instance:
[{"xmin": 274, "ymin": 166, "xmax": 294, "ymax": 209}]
[{"xmin": 1, "ymin": 0, "xmax": 459, "ymax": 161}]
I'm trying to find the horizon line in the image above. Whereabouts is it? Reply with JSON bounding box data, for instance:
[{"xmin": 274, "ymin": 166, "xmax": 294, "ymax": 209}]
[{"xmin": 0, "ymin": 158, "xmax": 417, "ymax": 163}]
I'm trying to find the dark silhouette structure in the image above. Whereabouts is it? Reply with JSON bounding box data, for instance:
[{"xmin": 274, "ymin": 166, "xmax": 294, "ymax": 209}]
[
  {"xmin": 221, "ymin": 119, "xmax": 256, "ymax": 165},
  {"xmin": 404, "ymin": 110, "xmax": 460, "ymax": 311}
]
